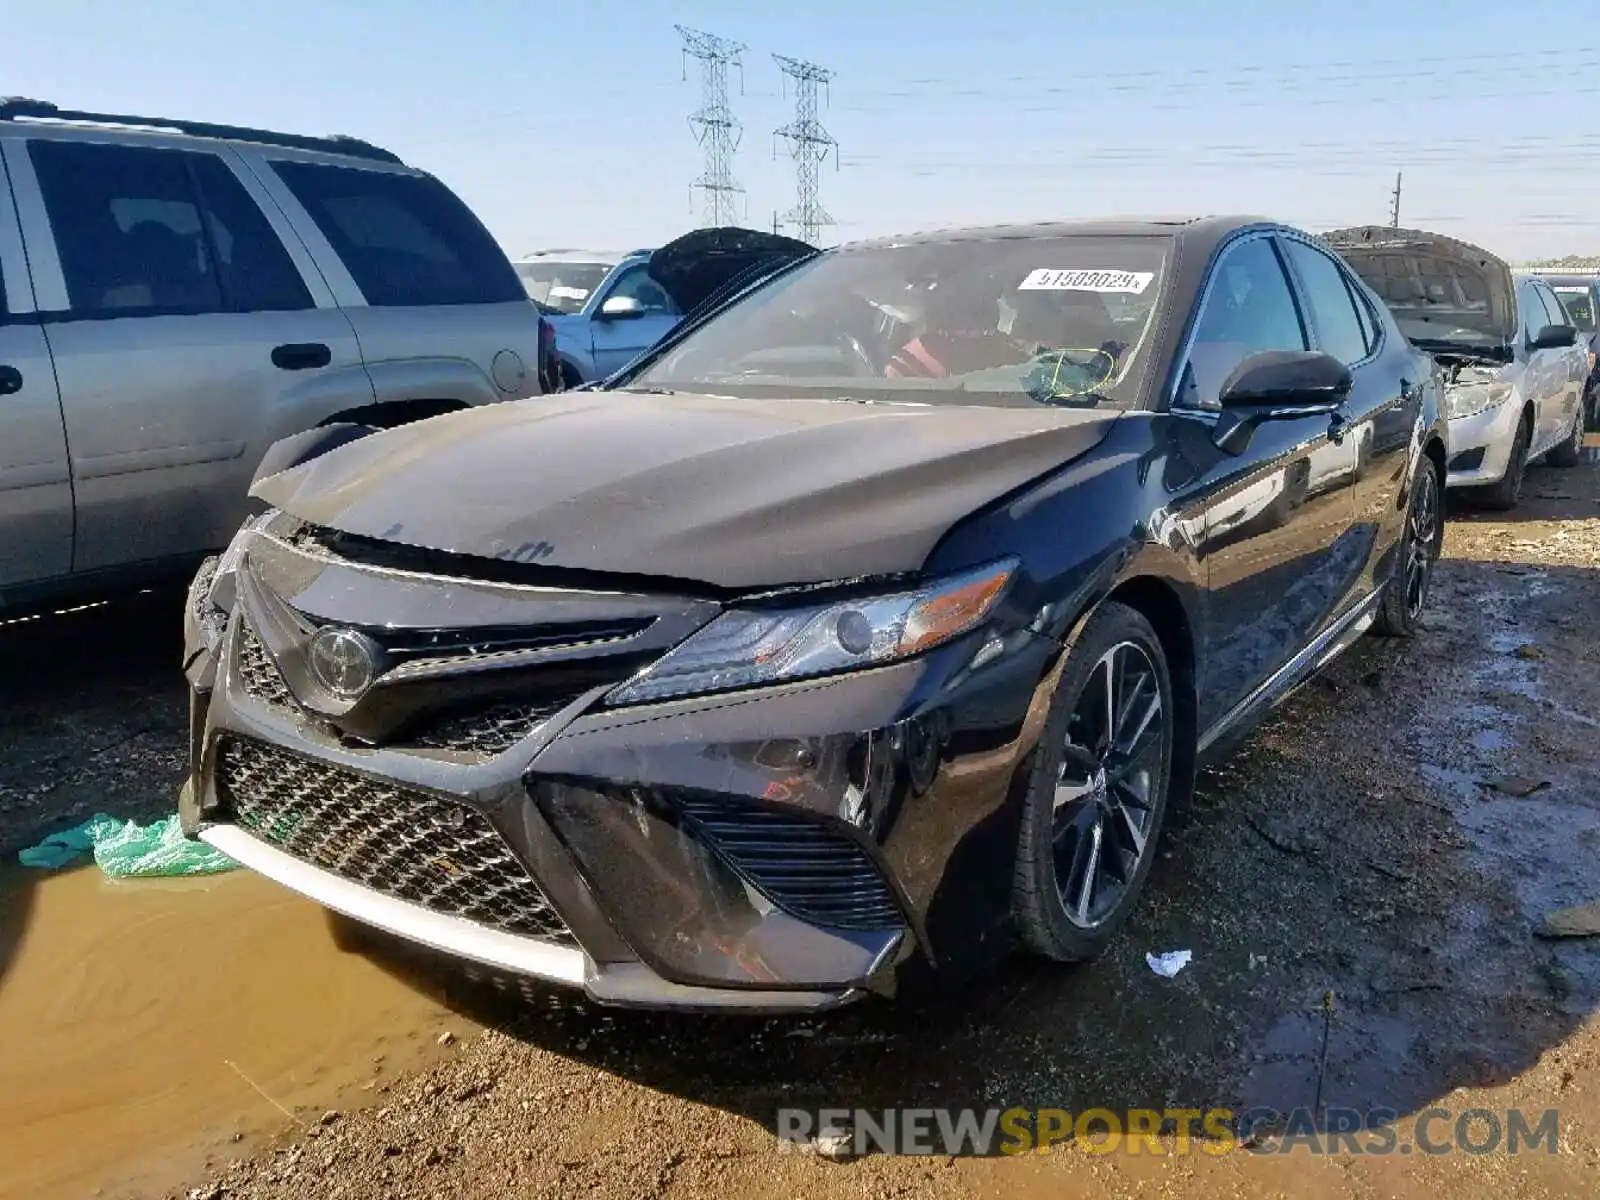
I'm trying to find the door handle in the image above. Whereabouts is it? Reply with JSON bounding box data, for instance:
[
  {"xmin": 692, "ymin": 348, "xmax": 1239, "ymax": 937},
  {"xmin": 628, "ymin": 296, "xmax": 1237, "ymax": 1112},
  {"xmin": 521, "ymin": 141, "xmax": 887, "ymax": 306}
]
[
  {"xmin": 0, "ymin": 365, "xmax": 21, "ymax": 396},
  {"xmin": 271, "ymin": 342, "xmax": 332, "ymax": 371}
]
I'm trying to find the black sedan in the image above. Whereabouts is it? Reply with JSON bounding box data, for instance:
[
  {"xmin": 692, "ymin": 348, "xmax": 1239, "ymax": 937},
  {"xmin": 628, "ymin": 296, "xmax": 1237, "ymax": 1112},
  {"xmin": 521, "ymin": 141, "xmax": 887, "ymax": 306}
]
[{"xmin": 179, "ymin": 215, "xmax": 1447, "ymax": 1011}]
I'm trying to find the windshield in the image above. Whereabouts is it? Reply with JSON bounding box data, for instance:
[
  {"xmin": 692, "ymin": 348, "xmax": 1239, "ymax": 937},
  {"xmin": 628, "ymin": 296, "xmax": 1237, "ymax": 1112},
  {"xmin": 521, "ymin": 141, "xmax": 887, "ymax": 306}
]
[
  {"xmin": 515, "ymin": 261, "xmax": 615, "ymax": 313},
  {"xmin": 622, "ymin": 234, "xmax": 1173, "ymax": 408},
  {"xmin": 1551, "ymin": 286, "xmax": 1597, "ymax": 331}
]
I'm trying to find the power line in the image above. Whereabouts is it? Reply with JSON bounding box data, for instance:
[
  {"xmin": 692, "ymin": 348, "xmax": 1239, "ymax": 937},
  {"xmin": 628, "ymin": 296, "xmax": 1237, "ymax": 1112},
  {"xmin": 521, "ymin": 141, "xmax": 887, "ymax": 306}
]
[
  {"xmin": 841, "ymin": 46, "xmax": 1600, "ymax": 100},
  {"xmin": 675, "ymin": 25, "xmax": 746, "ymax": 228},
  {"xmin": 773, "ymin": 54, "xmax": 838, "ymax": 246}
]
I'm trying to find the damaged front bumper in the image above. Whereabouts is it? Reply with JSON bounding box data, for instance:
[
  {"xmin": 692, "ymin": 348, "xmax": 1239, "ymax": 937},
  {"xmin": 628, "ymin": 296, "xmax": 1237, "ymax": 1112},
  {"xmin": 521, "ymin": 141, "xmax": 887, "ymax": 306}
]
[{"xmin": 179, "ymin": 517, "xmax": 1060, "ymax": 1011}]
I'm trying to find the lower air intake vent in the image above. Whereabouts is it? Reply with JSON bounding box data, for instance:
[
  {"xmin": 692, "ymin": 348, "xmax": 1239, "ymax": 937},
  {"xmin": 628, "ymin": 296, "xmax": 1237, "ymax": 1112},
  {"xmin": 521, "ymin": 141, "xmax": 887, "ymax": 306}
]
[
  {"xmin": 216, "ymin": 737, "xmax": 574, "ymax": 944},
  {"xmin": 675, "ymin": 796, "xmax": 904, "ymax": 931}
]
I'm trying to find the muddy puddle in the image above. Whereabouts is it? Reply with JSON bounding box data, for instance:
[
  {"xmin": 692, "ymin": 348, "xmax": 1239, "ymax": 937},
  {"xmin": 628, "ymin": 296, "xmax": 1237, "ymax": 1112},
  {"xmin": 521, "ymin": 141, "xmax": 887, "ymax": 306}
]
[{"xmin": 0, "ymin": 862, "xmax": 472, "ymax": 1200}]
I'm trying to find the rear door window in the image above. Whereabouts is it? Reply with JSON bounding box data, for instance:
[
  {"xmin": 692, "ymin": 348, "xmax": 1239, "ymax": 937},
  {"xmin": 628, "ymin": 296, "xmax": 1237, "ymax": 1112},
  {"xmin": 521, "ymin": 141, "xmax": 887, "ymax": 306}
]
[
  {"xmin": 188, "ymin": 154, "xmax": 313, "ymax": 312},
  {"xmin": 270, "ymin": 160, "xmax": 523, "ymax": 307},
  {"xmin": 31, "ymin": 140, "xmax": 225, "ymax": 317},
  {"xmin": 1282, "ymin": 239, "xmax": 1370, "ymax": 365}
]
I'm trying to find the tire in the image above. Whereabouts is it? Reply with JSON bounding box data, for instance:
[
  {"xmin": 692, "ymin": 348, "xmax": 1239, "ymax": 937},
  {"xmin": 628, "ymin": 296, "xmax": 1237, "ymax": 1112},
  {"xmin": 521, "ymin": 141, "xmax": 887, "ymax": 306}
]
[
  {"xmin": 559, "ymin": 362, "xmax": 584, "ymax": 392},
  {"xmin": 1013, "ymin": 601, "xmax": 1176, "ymax": 963},
  {"xmin": 1374, "ymin": 453, "xmax": 1443, "ymax": 638},
  {"xmin": 1475, "ymin": 411, "xmax": 1531, "ymax": 511},
  {"xmin": 1546, "ymin": 403, "xmax": 1584, "ymax": 468}
]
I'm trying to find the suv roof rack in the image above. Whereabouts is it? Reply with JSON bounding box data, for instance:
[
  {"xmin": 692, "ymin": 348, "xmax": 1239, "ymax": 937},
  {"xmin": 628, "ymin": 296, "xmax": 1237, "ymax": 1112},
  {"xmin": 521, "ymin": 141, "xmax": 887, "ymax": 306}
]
[{"xmin": 0, "ymin": 97, "xmax": 404, "ymax": 165}]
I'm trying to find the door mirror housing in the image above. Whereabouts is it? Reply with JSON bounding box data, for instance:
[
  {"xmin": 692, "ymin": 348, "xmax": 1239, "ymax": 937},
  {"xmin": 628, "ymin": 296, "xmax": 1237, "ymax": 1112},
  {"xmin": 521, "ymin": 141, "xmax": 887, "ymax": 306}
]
[
  {"xmin": 1218, "ymin": 349, "xmax": 1352, "ymax": 411},
  {"xmin": 598, "ymin": 295, "xmax": 647, "ymax": 321},
  {"xmin": 1529, "ymin": 323, "xmax": 1577, "ymax": 351},
  {"xmin": 1211, "ymin": 349, "xmax": 1352, "ymax": 455}
]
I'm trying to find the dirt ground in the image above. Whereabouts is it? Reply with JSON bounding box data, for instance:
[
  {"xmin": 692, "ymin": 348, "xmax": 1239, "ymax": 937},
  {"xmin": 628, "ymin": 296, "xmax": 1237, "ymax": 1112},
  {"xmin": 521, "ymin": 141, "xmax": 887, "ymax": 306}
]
[{"xmin": 4, "ymin": 448, "xmax": 1600, "ymax": 1200}]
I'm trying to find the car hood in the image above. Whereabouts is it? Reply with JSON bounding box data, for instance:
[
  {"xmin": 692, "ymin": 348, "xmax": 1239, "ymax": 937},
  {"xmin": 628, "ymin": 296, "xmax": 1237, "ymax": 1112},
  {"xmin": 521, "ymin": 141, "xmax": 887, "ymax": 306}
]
[
  {"xmin": 647, "ymin": 227, "xmax": 817, "ymax": 315},
  {"xmin": 251, "ymin": 392, "xmax": 1117, "ymax": 589},
  {"xmin": 1322, "ymin": 225, "xmax": 1517, "ymax": 347}
]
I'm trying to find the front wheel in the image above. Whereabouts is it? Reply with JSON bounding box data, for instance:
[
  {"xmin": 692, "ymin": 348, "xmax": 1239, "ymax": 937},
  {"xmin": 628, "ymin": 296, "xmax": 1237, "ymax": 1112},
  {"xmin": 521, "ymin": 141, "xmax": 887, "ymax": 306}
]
[
  {"xmin": 1012, "ymin": 601, "xmax": 1175, "ymax": 963},
  {"xmin": 1374, "ymin": 453, "xmax": 1443, "ymax": 637},
  {"xmin": 1475, "ymin": 413, "xmax": 1530, "ymax": 511},
  {"xmin": 1546, "ymin": 403, "xmax": 1584, "ymax": 468}
]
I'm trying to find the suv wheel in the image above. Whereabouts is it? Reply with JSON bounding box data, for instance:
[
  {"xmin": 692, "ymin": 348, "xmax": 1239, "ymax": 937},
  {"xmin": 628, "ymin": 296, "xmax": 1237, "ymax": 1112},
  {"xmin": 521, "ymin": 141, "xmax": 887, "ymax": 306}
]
[{"xmin": 1013, "ymin": 601, "xmax": 1174, "ymax": 963}]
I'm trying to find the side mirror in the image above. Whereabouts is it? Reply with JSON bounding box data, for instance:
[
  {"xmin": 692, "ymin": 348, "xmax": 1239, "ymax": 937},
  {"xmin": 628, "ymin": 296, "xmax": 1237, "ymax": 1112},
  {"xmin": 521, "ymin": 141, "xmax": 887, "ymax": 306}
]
[
  {"xmin": 1529, "ymin": 323, "xmax": 1577, "ymax": 351},
  {"xmin": 598, "ymin": 295, "xmax": 647, "ymax": 321},
  {"xmin": 1212, "ymin": 350, "xmax": 1351, "ymax": 456}
]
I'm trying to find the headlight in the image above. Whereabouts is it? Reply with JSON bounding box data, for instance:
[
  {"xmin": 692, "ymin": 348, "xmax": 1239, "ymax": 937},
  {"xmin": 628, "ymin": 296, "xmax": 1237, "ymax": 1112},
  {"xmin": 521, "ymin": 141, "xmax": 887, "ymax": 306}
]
[
  {"xmin": 193, "ymin": 511, "xmax": 274, "ymax": 649},
  {"xmin": 607, "ymin": 558, "xmax": 1018, "ymax": 706},
  {"xmin": 1444, "ymin": 380, "xmax": 1512, "ymax": 421}
]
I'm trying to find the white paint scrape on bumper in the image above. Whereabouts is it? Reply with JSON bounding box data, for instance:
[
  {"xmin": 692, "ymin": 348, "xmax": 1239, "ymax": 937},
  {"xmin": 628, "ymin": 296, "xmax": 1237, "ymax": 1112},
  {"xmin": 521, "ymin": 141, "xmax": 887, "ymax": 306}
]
[{"xmin": 198, "ymin": 824, "xmax": 589, "ymax": 986}]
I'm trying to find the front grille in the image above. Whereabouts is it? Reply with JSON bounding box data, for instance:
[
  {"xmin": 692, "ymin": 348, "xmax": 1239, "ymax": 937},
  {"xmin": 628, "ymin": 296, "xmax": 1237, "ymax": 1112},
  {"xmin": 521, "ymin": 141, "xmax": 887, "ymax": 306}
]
[
  {"xmin": 216, "ymin": 737, "xmax": 575, "ymax": 944},
  {"xmin": 237, "ymin": 623, "xmax": 295, "ymax": 710},
  {"xmin": 402, "ymin": 698, "xmax": 571, "ymax": 756},
  {"xmin": 676, "ymin": 796, "xmax": 904, "ymax": 931}
]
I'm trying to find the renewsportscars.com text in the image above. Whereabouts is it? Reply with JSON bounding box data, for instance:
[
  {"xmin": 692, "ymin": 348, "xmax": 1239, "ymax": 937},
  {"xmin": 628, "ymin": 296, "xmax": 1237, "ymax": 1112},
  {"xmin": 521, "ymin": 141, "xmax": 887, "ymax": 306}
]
[{"xmin": 775, "ymin": 1106, "xmax": 1560, "ymax": 1157}]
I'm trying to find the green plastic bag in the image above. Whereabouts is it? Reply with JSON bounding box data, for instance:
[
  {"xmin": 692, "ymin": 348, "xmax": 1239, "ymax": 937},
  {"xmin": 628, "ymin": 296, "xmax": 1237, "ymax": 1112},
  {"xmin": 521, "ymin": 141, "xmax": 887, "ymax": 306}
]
[{"xmin": 17, "ymin": 813, "xmax": 238, "ymax": 877}]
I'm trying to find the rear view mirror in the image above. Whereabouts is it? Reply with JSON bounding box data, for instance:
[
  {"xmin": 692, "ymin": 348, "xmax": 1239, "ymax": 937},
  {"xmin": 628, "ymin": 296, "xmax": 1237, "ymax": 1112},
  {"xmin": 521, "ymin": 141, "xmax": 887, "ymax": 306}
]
[
  {"xmin": 598, "ymin": 296, "xmax": 646, "ymax": 321},
  {"xmin": 1218, "ymin": 349, "xmax": 1352, "ymax": 411},
  {"xmin": 1212, "ymin": 349, "xmax": 1351, "ymax": 456},
  {"xmin": 1529, "ymin": 323, "xmax": 1577, "ymax": 351}
]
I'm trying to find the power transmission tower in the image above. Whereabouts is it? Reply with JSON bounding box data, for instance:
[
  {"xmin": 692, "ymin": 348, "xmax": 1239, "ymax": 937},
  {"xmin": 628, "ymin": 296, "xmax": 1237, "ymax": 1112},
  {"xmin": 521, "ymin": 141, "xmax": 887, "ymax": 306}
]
[
  {"xmin": 1389, "ymin": 171, "xmax": 1402, "ymax": 227},
  {"xmin": 772, "ymin": 55, "xmax": 838, "ymax": 246},
  {"xmin": 675, "ymin": 25, "xmax": 746, "ymax": 227}
]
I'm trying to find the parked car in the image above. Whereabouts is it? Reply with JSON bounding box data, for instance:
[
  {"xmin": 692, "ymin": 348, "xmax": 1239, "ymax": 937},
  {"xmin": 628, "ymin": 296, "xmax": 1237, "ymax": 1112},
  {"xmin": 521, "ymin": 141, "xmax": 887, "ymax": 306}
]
[
  {"xmin": 518, "ymin": 229, "xmax": 813, "ymax": 387},
  {"xmin": 182, "ymin": 215, "xmax": 1446, "ymax": 1011},
  {"xmin": 0, "ymin": 98, "xmax": 544, "ymax": 610},
  {"xmin": 1526, "ymin": 272, "xmax": 1600, "ymax": 430},
  {"xmin": 1326, "ymin": 227, "xmax": 1587, "ymax": 509}
]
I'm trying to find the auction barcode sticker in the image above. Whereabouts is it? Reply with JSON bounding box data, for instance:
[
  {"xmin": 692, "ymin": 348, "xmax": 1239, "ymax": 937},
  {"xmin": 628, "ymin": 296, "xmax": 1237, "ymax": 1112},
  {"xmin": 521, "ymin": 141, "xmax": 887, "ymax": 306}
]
[{"xmin": 1019, "ymin": 268, "xmax": 1155, "ymax": 294}]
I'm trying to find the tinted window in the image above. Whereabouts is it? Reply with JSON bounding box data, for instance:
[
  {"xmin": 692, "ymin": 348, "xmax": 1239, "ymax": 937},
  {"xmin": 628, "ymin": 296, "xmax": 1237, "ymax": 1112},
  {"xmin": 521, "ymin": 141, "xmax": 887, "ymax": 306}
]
[
  {"xmin": 1181, "ymin": 236, "xmax": 1306, "ymax": 408},
  {"xmin": 188, "ymin": 154, "xmax": 312, "ymax": 312},
  {"xmin": 31, "ymin": 140, "xmax": 223, "ymax": 316},
  {"xmin": 271, "ymin": 161, "xmax": 522, "ymax": 307},
  {"xmin": 604, "ymin": 264, "xmax": 679, "ymax": 315},
  {"xmin": 1348, "ymin": 276, "xmax": 1377, "ymax": 353},
  {"xmin": 1283, "ymin": 240, "xmax": 1369, "ymax": 364},
  {"xmin": 1538, "ymin": 284, "xmax": 1570, "ymax": 327},
  {"xmin": 1522, "ymin": 284, "xmax": 1557, "ymax": 336},
  {"xmin": 1551, "ymin": 286, "xmax": 1597, "ymax": 331}
]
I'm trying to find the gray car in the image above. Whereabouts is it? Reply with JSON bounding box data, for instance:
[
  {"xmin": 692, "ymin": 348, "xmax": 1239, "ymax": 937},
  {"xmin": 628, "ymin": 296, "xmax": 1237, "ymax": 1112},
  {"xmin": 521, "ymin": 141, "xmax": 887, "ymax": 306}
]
[
  {"xmin": 0, "ymin": 98, "xmax": 545, "ymax": 609},
  {"xmin": 1327, "ymin": 226, "xmax": 1588, "ymax": 509}
]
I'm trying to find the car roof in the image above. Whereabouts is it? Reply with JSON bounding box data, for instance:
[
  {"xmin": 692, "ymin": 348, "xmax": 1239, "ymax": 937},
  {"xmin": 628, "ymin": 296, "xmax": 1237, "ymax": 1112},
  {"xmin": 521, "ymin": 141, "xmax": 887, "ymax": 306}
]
[
  {"xmin": 843, "ymin": 215, "xmax": 1275, "ymax": 254},
  {"xmin": 1523, "ymin": 272, "xmax": 1600, "ymax": 285},
  {"xmin": 518, "ymin": 249, "xmax": 643, "ymax": 265},
  {"xmin": 0, "ymin": 97, "xmax": 402, "ymax": 166}
]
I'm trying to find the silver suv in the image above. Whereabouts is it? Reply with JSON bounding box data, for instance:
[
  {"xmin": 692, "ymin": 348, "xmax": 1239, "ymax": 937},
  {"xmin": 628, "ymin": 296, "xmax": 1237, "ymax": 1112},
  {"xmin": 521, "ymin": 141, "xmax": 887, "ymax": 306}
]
[{"xmin": 0, "ymin": 99, "xmax": 544, "ymax": 608}]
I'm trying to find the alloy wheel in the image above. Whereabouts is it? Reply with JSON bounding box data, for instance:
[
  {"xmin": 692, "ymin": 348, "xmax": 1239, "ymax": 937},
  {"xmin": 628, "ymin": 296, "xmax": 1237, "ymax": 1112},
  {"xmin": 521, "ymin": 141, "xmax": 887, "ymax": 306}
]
[
  {"xmin": 1052, "ymin": 641, "xmax": 1164, "ymax": 929},
  {"xmin": 1404, "ymin": 464, "xmax": 1440, "ymax": 621}
]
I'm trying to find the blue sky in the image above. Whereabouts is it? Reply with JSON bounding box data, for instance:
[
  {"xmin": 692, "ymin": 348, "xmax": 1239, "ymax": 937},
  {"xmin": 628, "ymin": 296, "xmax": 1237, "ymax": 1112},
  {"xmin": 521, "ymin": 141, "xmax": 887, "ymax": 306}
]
[{"xmin": 8, "ymin": 0, "xmax": 1600, "ymax": 260}]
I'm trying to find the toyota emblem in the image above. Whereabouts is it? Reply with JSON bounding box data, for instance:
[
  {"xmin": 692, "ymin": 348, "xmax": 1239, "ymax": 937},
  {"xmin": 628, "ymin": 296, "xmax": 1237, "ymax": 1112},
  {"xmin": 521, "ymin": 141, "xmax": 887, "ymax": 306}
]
[{"xmin": 308, "ymin": 626, "xmax": 383, "ymax": 700}]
